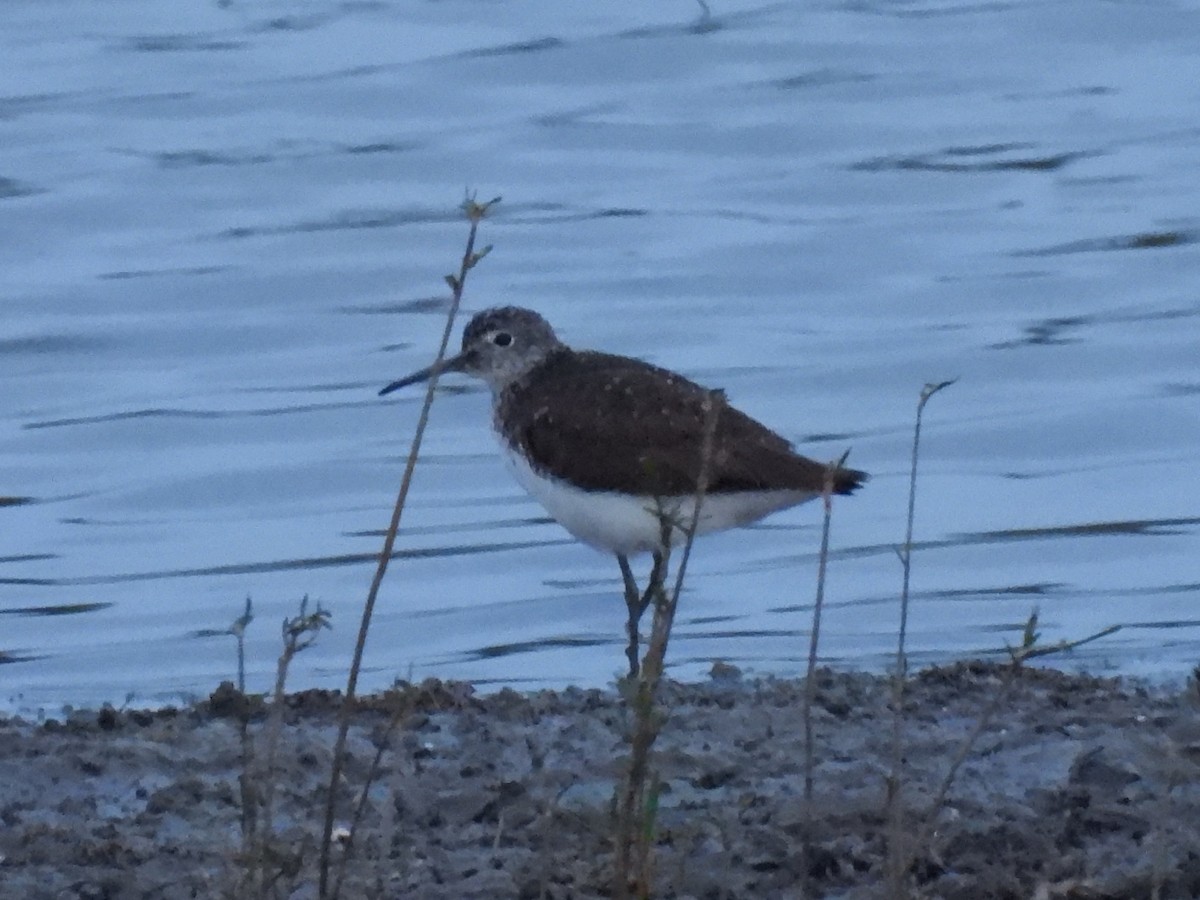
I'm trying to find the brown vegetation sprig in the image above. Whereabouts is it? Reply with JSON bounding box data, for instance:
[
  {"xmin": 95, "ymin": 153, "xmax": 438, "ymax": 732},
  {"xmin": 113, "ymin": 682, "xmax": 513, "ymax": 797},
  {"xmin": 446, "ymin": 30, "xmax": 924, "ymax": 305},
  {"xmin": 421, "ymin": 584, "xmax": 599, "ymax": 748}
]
[
  {"xmin": 329, "ymin": 688, "xmax": 414, "ymax": 900},
  {"xmin": 613, "ymin": 388, "xmax": 725, "ymax": 900},
  {"xmin": 235, "ymin": 595, "xmax": 331, "ymax": 898},
  {"xmin": 875, "ymin": 613, "xmax": 1123, "ymax": 896},
  {"xmin": 317, "ymin": 194, "xmax": 499, "ymax": 898},
  {"xmin": 885, "ymin": 378, "xmax": 954, "ymax": 893},
  {"xmin": 879, "ymin": 380, "xmax": 1122, "ymax": 895},
  {"xmin": 231, "ymin": 596, "xmax": 253, "ymax": 693},
  {"xmin": 915, "ymin": 614, "xmax": 1121, "ymax": 842},
  {"xmin": 798, "ymin": 447, "xmax": 853, "ymax": 892}
]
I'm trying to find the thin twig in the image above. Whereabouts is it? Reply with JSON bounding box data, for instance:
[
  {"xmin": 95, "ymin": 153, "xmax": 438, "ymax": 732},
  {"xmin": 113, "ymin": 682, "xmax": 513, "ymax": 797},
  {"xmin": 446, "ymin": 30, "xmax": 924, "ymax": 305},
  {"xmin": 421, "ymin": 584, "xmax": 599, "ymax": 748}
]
[
  {"xmin": 317, "ymin": 194, "xmax": 499, "ymax": 898},
  {"xmin": 330, "ymin": 694, "xmax": 411, "ymax": 900},
  {"xmin": 911, "ymin": 617, "xmax": 1121, "ymax": 858},
  {"xmin": 232, "ymin": 595, "xmax": 253, "ymax": 694},
  {"xmin": 895, "ymin": 382, "xmax": 955, "ymax": 680},
  {"xmin": 236, "ymin": 596, "xmax": 328, "ymax": 897},
  {"xmin": 799, "ymin": 448, "xmax": 851, "ymax": 897},
  {"xmin": 258, "ymin": 599, "xmax": 329, "ymax": 888},
  {"xmin": 230, "ymin": 596, "xmax": 257, "ymax": 891},
  {"xmin": 886, "ymin": 379, "xmax": 954, "ymax": 897},
  {"xmin": 803, "ymin": 449, "xmax": 851, "ymax": 798},
  {"xmin": 614, "ymin": 389, "xmax": 724, "ymax": 900}
]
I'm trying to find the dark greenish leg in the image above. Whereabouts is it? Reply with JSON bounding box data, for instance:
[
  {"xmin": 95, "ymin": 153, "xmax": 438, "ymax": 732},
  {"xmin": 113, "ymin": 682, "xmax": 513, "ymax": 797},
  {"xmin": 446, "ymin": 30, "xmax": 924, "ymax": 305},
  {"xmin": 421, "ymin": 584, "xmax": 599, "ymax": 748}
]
[
  {"xmin": 640, "ymin": 550, "xmax": 666, "ymax": 620},
  {"xmin": 617, "ymin": 550, "xmax": 669, "ymax": 679},
  {"xmin": 617, "ymin": 554, "xmax": 642, "ymax": 678}
]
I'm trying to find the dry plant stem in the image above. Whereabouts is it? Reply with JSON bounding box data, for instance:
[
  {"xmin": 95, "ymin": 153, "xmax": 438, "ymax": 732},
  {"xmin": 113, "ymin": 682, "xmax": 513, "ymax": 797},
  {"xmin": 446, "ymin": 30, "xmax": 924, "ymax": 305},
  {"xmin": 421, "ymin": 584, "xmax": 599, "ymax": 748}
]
[
  {"xmin": 917, "ymin": 661, "xmax": 1023, "ymax": 846},
  {"xmin": 234, "ymin": 597, "xmax": 328, "ymax": 897},
  {"xmin": 634, "ymin": 780, "xmax": 661, "ymax": 895},
  {"xmin": 318, "ymin": 196, "xmax": 498, "ymax": 899},
  {"xmin": 886, "ymin": 379, "xmax": 954, "ymax": 896},
  {"xmin": 892, "ymin": 380, "xmax": 955, "ymax": 679},
  {"xmin": 907, "ymin": 616, "xmax": 1120, "ymax": 868},
  {"xmin": 230, "ymin": 598, "xmax": 257, "ymax": 886},
  {"xmin": 614, "ymin": 389, "xmax": 724, "ymax": 900},
  {"xmin": 331, "ymin": 700, "xmax": 409, "ymax": 900},
  {"xmin": 798, "ymin": 451, "xmax": 848, "ymax": 899},
  {"xmin": 232, "ymin": 596, "xmax": 253, "ymax": 694},
  {"xmin": 802, "ymin": 451, "xmax": 849, "ymax": 802},
  {"xmin": 260, "ymin": 602, "xmax": 327, "ymax": 867},
  {"xmin": 613, "ymin": 526, "xmax": 672, "ymax": 900}
]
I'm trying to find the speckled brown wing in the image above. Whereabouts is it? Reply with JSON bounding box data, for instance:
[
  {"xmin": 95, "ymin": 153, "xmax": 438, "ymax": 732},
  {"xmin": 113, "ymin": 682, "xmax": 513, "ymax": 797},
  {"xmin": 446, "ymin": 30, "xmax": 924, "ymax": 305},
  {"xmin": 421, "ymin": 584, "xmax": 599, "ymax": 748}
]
[{"xmin": 497, "ymin": 350, "xmax": 866, "ymax": 496}]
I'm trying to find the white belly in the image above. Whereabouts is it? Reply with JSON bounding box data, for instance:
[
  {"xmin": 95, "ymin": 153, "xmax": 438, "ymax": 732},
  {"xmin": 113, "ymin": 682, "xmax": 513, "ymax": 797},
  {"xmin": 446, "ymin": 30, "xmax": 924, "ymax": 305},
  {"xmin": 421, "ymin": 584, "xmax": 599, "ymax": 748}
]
[{"xmin": 501, "ymin": 442, "xmax": 818, "ymax": 556}]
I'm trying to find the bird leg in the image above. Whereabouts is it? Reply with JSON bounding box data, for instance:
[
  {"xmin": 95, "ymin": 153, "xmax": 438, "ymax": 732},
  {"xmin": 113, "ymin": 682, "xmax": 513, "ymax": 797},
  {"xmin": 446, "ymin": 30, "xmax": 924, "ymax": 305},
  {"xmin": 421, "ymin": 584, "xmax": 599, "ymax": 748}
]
[
  {"xmin": 641, "ymin": 550, "xmax": 667, "ymax": 618},
  {"xmin": 617, "ymin": 550, "xmax": 668, "ymax": 679},
  {"xmin": 617, "ymin": 554, "xmax": 643, "ymax": 678}
]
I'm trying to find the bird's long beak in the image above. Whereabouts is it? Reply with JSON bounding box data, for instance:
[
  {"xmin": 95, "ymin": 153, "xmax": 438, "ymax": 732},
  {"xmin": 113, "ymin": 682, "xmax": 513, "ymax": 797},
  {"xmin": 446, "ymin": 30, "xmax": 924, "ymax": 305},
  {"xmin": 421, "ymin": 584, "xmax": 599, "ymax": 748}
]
[{"xmin": 378, "ymin": 350, "xmax": 470, "ymax": 396}]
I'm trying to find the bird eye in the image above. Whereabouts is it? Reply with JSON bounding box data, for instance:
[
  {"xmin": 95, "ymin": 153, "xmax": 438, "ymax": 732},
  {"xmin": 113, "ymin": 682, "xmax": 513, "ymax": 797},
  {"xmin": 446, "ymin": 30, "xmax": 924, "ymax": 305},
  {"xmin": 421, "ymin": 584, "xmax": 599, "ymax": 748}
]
[{"xmin": 492, "ymin": 331, "xmax": 513, "ymax": 347}]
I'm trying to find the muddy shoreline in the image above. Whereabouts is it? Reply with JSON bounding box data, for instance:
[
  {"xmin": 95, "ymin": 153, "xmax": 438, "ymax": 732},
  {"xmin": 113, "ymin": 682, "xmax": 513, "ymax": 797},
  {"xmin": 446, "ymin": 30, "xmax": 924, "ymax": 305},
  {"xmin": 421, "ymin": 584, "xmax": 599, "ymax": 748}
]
[{"xmin": 2, "ymin": 662, "xmax": 1198, "ymax": 898}]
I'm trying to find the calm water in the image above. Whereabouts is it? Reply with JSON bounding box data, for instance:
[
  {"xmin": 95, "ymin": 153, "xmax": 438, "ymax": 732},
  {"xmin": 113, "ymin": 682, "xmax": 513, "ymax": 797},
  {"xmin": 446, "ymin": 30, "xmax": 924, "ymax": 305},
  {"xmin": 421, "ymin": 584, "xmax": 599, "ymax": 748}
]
[{"xmin": 2, "ymin": 0, "xmax": 1198, "ymax": 712}]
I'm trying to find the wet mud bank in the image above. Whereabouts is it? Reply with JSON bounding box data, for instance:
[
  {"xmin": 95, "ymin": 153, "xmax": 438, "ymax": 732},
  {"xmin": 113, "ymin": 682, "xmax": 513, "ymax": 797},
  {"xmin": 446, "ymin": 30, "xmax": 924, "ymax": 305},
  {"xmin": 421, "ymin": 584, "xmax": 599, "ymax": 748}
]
[{"xmin": 2, "ymin": 662, "xmax": 1199, "ymax": 898}]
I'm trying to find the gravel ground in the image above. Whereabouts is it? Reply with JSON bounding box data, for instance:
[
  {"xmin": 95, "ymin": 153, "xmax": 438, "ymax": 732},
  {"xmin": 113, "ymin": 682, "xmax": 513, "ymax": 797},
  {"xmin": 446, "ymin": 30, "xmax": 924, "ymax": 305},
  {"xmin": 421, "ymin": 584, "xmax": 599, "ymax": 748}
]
[{"xmin": 2, "ymin": 662, "xmax": 1199, "ymax": 899}]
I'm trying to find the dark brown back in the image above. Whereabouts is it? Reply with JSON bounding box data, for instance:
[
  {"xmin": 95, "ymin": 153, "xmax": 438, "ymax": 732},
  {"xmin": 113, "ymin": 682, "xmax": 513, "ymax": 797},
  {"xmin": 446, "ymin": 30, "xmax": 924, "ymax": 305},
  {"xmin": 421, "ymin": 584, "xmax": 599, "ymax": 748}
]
[{"xmin": 498, "ymin": 349, "xmax": 867, "ymax": 496}]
